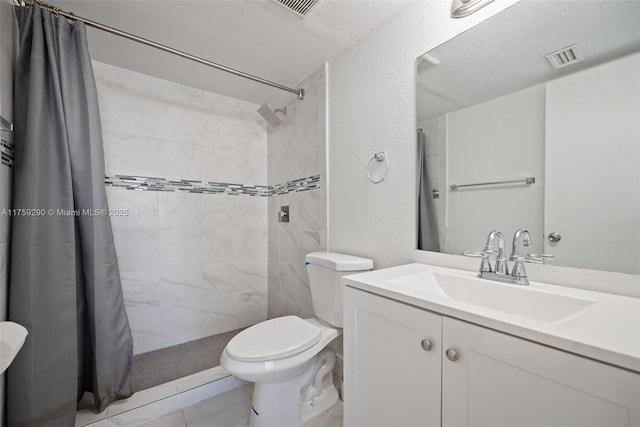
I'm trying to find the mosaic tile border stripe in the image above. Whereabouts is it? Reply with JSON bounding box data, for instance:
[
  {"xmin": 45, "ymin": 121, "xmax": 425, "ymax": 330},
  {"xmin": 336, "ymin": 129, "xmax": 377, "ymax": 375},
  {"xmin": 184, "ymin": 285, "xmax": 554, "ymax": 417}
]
[
  {"xmin": 0, "ymin": 133, "xmax": 14, "ymax": 169},
  {"xmin": 105, "ymin": 174, "xmax": 320, "ymax": 197},
  {"xmin": 269, "ymin": 175, "xmax": 320, "ymax": 196}
]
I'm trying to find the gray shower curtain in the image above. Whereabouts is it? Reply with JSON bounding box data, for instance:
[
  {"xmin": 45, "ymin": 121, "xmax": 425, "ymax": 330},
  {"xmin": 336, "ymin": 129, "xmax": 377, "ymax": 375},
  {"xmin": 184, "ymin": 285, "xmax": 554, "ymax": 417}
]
[
  {"xmin": 8, "ymin": 5, "xmax": 133, "ymax": 426},
  {"xmin": 417, "ymin": 131, "xmax": 440, "ymax": 252}
]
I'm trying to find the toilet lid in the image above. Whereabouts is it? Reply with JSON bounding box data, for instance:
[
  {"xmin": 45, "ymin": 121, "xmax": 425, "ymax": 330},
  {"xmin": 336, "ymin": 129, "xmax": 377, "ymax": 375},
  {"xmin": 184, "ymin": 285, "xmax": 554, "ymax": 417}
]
[{"xmin": 226, "ymin": 316, "xmax": 321, "ymax": 362}]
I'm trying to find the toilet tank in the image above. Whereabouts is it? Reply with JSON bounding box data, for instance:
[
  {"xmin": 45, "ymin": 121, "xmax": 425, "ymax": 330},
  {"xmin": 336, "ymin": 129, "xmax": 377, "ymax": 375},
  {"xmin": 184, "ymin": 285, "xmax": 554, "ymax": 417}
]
[{"xmin": 305, "ymin": 252, "xmax": 373, "ymax": 327}]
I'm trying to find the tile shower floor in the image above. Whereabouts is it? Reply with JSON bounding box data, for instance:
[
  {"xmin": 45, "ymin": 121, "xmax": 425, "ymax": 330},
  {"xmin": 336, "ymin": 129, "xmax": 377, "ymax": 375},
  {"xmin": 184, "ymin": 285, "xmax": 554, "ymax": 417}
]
[{"xmin": 139, "ymin": 384, "xmax": 344, "ymax": 427}]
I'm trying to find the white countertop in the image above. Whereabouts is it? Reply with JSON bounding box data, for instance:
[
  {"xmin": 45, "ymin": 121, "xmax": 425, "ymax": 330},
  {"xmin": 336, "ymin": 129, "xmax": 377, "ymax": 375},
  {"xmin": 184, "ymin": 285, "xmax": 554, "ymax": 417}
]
[{"xmin": 343, "ymin": 263, "xmax": 640, "ymax": 373}]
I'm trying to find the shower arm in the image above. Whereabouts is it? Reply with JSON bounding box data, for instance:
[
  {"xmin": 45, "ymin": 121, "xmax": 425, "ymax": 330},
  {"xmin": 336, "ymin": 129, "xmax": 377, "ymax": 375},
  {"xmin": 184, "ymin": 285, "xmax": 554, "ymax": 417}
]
[{"xmin": 15, "ymin": 0, "xmax": 305, "ymax": 100}]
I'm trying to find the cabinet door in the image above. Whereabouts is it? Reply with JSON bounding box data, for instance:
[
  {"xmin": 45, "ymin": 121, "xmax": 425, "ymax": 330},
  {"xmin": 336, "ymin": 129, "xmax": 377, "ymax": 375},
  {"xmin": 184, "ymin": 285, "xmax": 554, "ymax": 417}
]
[
  {"xmin": 344, "ymin": 287, "xmax": 442, "ymax": 427},
  {"xmin": 442, "ymin": 317, "xmax": 640, "ymax": 427}
]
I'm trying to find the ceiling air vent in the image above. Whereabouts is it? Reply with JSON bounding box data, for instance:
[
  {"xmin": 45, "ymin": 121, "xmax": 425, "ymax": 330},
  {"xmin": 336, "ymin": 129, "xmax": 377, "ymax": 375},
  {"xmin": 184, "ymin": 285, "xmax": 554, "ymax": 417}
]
[
  {"xmin": 545, "ymin": 44, "xmax": 585, "ymax": 70},
  {"xmin": 272, "ymin": 0, "xmax": 319, "ymax": 17}
]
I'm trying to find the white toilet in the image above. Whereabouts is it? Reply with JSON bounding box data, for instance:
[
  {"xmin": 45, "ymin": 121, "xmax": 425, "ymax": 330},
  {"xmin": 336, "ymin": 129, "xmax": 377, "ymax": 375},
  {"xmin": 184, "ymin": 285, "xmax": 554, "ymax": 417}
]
[{"xmin": 221, "ymin": 252, "xmax": 373, "ymax": 427}]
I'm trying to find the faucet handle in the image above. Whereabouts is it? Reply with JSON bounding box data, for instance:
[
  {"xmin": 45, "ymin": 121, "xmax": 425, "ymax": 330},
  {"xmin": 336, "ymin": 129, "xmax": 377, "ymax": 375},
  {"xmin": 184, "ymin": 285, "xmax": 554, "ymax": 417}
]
[
  {"xmin": 462, "ymin": 250, "xmax": 493, "ymax": 273},
  {"xmin": 462, "ymin": 250, "xmax": 495, "ymax": 257},
  {"xmin": 526, "ymin": 253, "xmax": 555, "ymax": 264},
  {"xmin": 510, "ymin": 258, "xmax": 528, "ymax": 279},
  {"xmin": 494, "ymin": 257, "xmax": 508, "ymax": 275},
  {"xmin": 462, "ymin": 250, "xmax": 483, "ymax": 257}
]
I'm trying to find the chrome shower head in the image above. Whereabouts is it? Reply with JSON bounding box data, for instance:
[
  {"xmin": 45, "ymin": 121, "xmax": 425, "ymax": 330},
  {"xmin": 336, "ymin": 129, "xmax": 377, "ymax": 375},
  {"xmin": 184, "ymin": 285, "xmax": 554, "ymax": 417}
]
[{"xmin": 257, "ymin": 104, "xmax": 286, "ymax": 128}]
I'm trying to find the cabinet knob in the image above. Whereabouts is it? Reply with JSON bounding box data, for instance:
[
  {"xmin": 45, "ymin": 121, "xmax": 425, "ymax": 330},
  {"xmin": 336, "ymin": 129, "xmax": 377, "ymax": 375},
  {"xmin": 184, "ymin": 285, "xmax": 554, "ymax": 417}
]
[
  {"xmin": 445, "ymin": 348, "xmax": 459, "ymax": 361},
  {"xmin": 421, "ymin": 339, "xmax": 432, "ymax": 351}
]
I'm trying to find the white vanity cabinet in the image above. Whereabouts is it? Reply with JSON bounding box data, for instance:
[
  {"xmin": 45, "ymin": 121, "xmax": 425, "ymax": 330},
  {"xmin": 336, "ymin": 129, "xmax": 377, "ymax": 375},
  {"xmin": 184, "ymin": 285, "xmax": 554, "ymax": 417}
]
[
  {"xmin": 344, "ymin": 286, "xmax": 640, "ymax": 427},
  {"xmin": 343, "ymin": 286, "xmax": 442, "ymax": 427},
  {"xmin": 442, "ymin": 316, "xmax": 640, "ymax": 427}
]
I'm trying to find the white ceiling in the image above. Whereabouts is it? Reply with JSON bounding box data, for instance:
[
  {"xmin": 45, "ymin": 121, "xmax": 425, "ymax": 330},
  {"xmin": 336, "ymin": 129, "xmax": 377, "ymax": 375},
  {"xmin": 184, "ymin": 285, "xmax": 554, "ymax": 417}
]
[
  {"xmin": 416, "ymin": 0, "xmax": 640, "ymax": 121},
  {"xmin": 50, "ymin": 0, "xmax": 410, "ymax": 105}
]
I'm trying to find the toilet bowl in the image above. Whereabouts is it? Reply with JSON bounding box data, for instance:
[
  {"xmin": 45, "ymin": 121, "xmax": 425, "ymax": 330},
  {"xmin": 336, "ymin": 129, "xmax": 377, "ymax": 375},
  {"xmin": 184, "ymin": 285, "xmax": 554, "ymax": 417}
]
[
  {"xmin": 221, "ymin": 252, "xmax": 373, "ymax": 427},
  {"xmin": 221, "ymin": 317, "xmax": 339, "ymax": 426}
]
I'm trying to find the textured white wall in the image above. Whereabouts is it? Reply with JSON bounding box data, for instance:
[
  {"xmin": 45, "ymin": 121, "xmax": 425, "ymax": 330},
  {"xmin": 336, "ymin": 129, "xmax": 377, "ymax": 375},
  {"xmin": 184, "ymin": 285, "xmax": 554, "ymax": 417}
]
[{"xmin": 327, "ymin": 0, "xmax": 520, "ymax": 268}]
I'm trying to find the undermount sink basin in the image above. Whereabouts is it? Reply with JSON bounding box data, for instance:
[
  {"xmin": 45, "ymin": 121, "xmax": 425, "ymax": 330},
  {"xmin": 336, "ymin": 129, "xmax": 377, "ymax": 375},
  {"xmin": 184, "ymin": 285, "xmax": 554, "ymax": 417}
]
[
  {"xmin": 385, "ymin": 271, "xmax": 595, "ymax": 323},
  {"xmin": 0, "ymin": 321, "xmax": 28, "ymax": 374}
]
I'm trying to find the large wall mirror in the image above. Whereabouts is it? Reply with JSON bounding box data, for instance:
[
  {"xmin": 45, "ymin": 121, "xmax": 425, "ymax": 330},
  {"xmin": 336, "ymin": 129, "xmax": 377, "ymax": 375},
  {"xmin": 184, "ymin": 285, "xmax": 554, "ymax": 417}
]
[{"xmin": 416, "ymin": 0, "xmax": 640, "ymax": 275}]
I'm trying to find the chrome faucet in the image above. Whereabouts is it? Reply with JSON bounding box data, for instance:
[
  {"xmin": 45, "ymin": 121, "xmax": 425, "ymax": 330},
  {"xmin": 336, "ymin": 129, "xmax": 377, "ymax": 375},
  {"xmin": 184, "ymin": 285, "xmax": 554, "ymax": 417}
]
[
  {"xmin": 487, "ymin": 230, "xmax": 507, "ymax": 274},
  {"xmin": 464, "ymin": 230, "xmax": 512, "ymax": 283},
  {"xmin": 509, "ymin": 228, "xmax": 532, "ymax": 285},
  {"xmin": 475, "ymin": 230, "xmax": 508, "ymax": 274},
  {"xmin": 465, "ymin": 228, "xmax": 553, "ymax": 286}
]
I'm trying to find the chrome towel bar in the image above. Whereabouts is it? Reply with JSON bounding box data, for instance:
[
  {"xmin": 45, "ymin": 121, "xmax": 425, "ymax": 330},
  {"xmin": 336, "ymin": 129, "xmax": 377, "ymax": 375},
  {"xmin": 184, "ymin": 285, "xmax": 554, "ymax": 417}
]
[{"xmin": 450, "ymin": 177, "xmax": 535, "ymax": 191}]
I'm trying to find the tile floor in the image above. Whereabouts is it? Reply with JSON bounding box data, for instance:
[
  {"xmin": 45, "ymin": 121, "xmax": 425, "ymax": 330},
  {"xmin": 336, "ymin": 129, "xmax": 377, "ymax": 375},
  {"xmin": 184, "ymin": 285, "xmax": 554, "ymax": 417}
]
[
  {"xmin": 78, "ymin": 366, "xmax": 238, "ymax": 427},
  {"xmin": 140, "ymin": 384, "xmax": 344, "ymax": 427}
]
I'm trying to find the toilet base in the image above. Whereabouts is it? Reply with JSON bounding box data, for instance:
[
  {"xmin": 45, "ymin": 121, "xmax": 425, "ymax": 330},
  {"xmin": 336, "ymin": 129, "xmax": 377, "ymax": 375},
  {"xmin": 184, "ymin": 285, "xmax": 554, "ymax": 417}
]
[
  {"xmin": 248, "ymin": 349, "xmax": 338, "ymax": 427},
  {"xmin": 301, "ymin": 385, "xmax": 339, "ymax": 425}
]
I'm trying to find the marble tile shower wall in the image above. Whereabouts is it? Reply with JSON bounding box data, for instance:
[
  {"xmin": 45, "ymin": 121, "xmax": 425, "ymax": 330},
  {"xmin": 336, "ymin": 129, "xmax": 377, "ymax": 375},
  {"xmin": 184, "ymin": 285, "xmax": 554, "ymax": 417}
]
[
  {"xmin": 267, "ymin": 66, "xmax": 327, "ymax": 318},
  {"xmin": 93, "ymin": 62, "xmax": 269, "ymax": 354}
]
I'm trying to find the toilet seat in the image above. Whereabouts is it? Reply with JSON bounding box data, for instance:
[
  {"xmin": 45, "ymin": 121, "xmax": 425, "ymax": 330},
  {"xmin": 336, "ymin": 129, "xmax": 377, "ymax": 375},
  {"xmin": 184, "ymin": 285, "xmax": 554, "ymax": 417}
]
[{"xmin": 226, "ymin": 316, "xmax": 321, "ymax": 362}]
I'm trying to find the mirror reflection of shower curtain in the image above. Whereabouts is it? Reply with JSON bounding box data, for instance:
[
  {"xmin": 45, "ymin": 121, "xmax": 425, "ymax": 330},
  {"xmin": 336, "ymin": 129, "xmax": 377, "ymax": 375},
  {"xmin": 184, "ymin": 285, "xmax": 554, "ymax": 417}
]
[
  {"xmin": 8, "ymin": 5, "xmax": 133, "ymax": 426},
  {"xmin": 417, "ymin": 130, "xmax": 441, "ymax": 252}
]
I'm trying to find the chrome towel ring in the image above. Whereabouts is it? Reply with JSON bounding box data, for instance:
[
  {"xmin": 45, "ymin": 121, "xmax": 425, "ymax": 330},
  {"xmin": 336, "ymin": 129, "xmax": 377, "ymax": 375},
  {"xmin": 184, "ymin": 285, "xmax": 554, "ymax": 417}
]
[{"xmin": 367, "ymin": 152, "xmax": 389, "ymax": 184}]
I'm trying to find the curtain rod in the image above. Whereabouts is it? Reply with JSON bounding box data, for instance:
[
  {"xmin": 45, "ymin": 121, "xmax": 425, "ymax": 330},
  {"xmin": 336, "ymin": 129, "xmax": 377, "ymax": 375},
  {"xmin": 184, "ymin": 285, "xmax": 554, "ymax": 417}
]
[{"xmin": 16, "ymin": 0, "xmax": 305, "ymax": 100}]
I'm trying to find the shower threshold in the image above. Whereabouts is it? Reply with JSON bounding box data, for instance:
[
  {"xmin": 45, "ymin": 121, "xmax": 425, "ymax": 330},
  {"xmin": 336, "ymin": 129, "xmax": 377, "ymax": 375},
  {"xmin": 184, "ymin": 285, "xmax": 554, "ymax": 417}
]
[{"xmin": 76, "ymin": 366, "xmax": 243, "ymax": 427}]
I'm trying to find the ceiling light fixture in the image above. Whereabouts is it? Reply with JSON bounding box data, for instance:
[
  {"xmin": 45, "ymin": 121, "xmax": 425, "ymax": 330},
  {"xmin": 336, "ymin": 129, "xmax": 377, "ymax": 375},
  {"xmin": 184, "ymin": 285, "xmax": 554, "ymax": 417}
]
[{"xmin": 451, "ymin": 0, "xmax": 495, "ymax": 18}]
